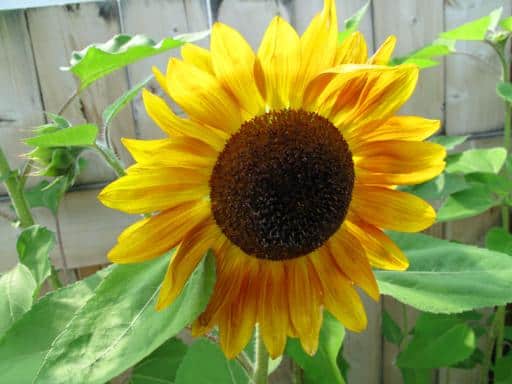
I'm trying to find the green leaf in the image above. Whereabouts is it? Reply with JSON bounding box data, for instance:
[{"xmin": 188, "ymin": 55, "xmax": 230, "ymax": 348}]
[
  {"xmin": 0, "ymin": 269, "xmax": 106, "ymax": 383},
  {"xmin": 382, "ymin": 310, "xmax": 403, "ymax": 345},
  {"xmin": 25, "ymin": 180, "xmax": 67, "ymax": 216},
  {"xmin": 131, "ymin": 338, "xmax": 188, "ymax": 384},
  {"xmin": 376, "ymin": 232, "xmax": 512, "ymax": 313},
  {"xmin": 486, "ymin": 227, "xmax": 512, "ymax": 256},
  {"xmin": 500, "ymin": 16, "xmax": 512, "ymax": 31},
  {"xmin": 440, "ymin": 7, "xmax": 503, "ymax": 40},
  {"xmin": 286, "ymin": 312, "xmax": 346, "ymax": 384},
  {"xmin": 25, "ymin": 124, "xmax": 99, "ymax": 148},
  {"xmin": 451, "ymin": 347, "xmax": 484, "ymax": 369},
  {"xmin": 338, "ymin": 2, "xmax": 370, "ymax": 42},
  {"xmin": 397, "ymin": 313, "xmax": 475, "ymax": 368},
  {"xmin": 497, "ymin": 82, "xmax": 512, "ymax": 103},
  {"xmin": 436, "ymin": 185, "xmax": 501, "ymax": 222},
  {"xmin": 446, "ymin": 148, "xmax": 507, "ymax": 174},
  {"xmin": 402, "ymin": 173, "xmax": 468, "ymax": 202},
  {"xmin": 103, "ymin": 75, "xmax": 153, "ymax": 130},
  {"xmin": 0, "ymin": 264, "xmax": 36, "ymax": 337},
  {"xmin": 16, "ymin": 226, "xmax": 55, "ymax": 288},
  {"xmin": 465, "ymin": 172, "xmax": 512, "ymax": 195},
  {"xmin": 174, "ymin": 339, "xmax": 247, "ymax": 384},
  {"xmin": 495, "ymin": 355, "xmax": 512, "ymax": 384},
  {"xmin": 390, "ymin": 40, "xmax": 455, "ymax": 69},
  {"xmin": 34, "ymin": 251, "xmax": 216, "ymax": 384},
  {"xmin": 401, "ymin": 368, "xmax": 433, "ymax": 384},
  {"xmin": 63, "ymin": 31, "xmax": 208, "ymax": 89},
  {"xmin": 430, "ymin": 135, "xmax": 468, "ymax": 150}
]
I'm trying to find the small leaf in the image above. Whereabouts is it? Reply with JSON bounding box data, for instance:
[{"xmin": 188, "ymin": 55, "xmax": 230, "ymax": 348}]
[
  {"xmin": 338, "ymin": 2, "xmax": 370, "ymax": 42},
  {"xmin": 430, "ymin": 135, "xmax": 468, "ymax": 150},
  {"xmin": 0, "ymin": 269, "xmax": 106, "ymax": 383},
  {"xmin": 402, "ymin": 173, "xmax": 468, "ymax": 202},
  {"xmin": 497, "ymin": 82, "xmax": 512, "ymax": 103},
  {"xmin": 174, "ymin": 339, "xmax": 247, "ymax": 384},
  {"xmin": 440, "ymin": 7, "xmax": 503, "ymax": 41},
  {"xmin": 25, "ymin": 124, "xmax": 99, "ymax": 148},
  {"xmin": 382, "ymin": 310, "xmax": 403, "ymax": 345},
  {"xmin": 25, "ymin": 180, "xmax": 67, "ymax": 216},
  {"xmin": 102, "ymin": 75, "xmax": 153, "ymax": 130},
  {"xmin": 376, "ymin": 232, "xmax": 512, "ymax": 313},
  {"xmin": 34, "ymin": 251, "xmax": 216, "ymax": 384},
  {"xmin": 390, "ymin": 40, "xmax": 455, "ymax": 69},
  {"xmin": 63, "ymin": 31, "xmax": 208, "ymax": 89},
  {"xmin": 0, "ymin": 264, "xmax": 37, "ymax": 337},
  {"xmin": 397, "ymin": 313, "xmax": 475, "ymax": 368},
  {"xmin": 16, "ymin": 226, "xmax": 55, "ymax": 288},
  {"xmin": 451, "ymin": 347, "xmax": 484, "ymax": 369},
  {"xmin": 500, "ymin": 16, "xmax": 512, "ymax": 31},
  {"xmin": 445, "ymin": 148, "xmax": 507, "ymax": 174},
  {"xmin": 45, "ymin": 113, "xmax": 71, "ymax": 129},
  {"xmin": 131, "ymin": 338, "xmax": 188, "ymax": 384},
  {"xmin": 436, "ymin": 185, "xmax": 501, "ymax": 222},
  {"xmin": 286, "ymin": 312, "xmax": 346, "ymax": 384},
  {"xmin": 465, "ymin": 172, "xmax": 512, "ymax": 195},
  {"xmin": 486, "ymin": 227, "xmax": 512, "ymax": 256}
]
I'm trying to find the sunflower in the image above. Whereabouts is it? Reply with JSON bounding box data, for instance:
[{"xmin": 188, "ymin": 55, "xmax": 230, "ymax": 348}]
[{"xmin": 99, "ymin": 0, "xmax": 445, "ymax": 359}]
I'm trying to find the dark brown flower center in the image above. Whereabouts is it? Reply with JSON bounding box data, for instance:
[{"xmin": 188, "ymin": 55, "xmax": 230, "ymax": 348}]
[{"xmin": 209, "ymin": 109, "xmax": 354, "ymax": 261}]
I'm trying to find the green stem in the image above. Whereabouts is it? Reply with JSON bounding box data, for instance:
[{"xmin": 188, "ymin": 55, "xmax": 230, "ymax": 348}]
[
  {"xmin": 93, "ymin": 143, "xmax": 126, "ymax": 177},
  {"xmin": 49, "ymin": 265, "xmax": 63, "ymax": 289},
  {"xmin": 0, "ymin": 148, "xmax": 34, "ymax": 228},
  {"xmin": 495, "ymin": 306, "xmax": 506, "ymax": 360},
  {"xmin": 252, "ymin": 327, "xmax": 269, "ymax": 384}
]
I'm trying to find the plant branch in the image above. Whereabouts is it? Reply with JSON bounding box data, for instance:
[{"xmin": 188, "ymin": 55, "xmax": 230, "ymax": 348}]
[
  {"xmin": 54, "ymin": 212, "xmax": 71, "ymax": 284},
  {"xmin": 93, "ymin": 143, "xmax": 126, "ymax": 177},
  {"xmin": 57, "ymin": 88, "xmax": 80, "ymax": 115}
]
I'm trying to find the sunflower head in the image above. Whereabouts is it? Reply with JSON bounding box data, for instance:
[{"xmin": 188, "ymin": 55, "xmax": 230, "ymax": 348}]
[{"xmin": 99, "ymin": 0, "xmax": 445, "ymax": 359}]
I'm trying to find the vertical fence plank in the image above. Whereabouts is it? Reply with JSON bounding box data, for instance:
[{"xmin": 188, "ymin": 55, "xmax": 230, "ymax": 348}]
[
  {"xmin": 119, "ymin": 0, "xmax": 209, "ymax": 140},
  {"xmin": 26, "ymin": 1, "xmax": 136, "ymax": 181},
  {"xmin": 372, "ymin": 2, "xmax": 445, "ymax": 383},
  {"xmin": 0, "ymin": 10, "xmax": 45, "ymax": 191}
]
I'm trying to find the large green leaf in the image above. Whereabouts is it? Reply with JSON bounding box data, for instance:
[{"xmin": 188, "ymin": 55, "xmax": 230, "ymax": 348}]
[
  {"xmin": 375, "ymin": 232, "xmax": 512, "ymax": 313},
  {"xmin": 0, "ymin": 264, "xmax": 36, "ymax": 337},
  {"xmin": 486, "ymin": 227, "xmax": 512, "ymax": 256},
  {"xmin": 103, "ymin": 75, "xmax": 153, "ymax": 130},
  {"xmin": 338, "ymin": 2, "xmax": 370, "ymax": 42},
  {"xmin": 436, "ymin": 185, "xmax": 501, "ymax": 222},
  {"xmin": 25, "ymin": 124, "xmax": 99, "ymax": 148},
  {"xmin": 174, "ymin": 339, "xmax": 247, "ymax": 384},
  {"xmin": 34, "ymin": 251, "xmax": 216, "ymax": 384},
  {"xmin": 440, "ymin": 8, "xmax": 502, "ymax": 40},
  {"xmin": 286, "ymin": 312, "xmax": 345, "ymax": 384},
  {"xmin": 63, "ymin": 31, "xmax": 208, "ymax": 89},
  {"xmin": 445, "ymin": 148, "xmax": 507, "ymax": 174},
  {"xmin": 0, "ymin": 270, "xmax": 105, "ymax": 383},
  {"xmin": 397, "ymin": 314, "xmax": 475, "ymax": 368},
  {"xmin": 16, "ymin": 226, "xmax": 55, "ymax": 288},
  {"xmin": 131, "ymin": 338, "xmax": 188, "ymax": 384},
  {"xmin": 403, "ymin": 173, "xmax": 468, "ymax": 202}
]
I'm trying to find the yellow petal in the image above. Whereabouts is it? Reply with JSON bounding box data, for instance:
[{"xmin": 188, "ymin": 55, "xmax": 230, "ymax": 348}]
[
  {"xmin": 259, "ymin": 261, "xmax": 288, "ymax": 358},
  {"xmin": 286, "ymin": 258, "xmax": 322, "ymax": 355},
  {"xmin": 335, "ymin": 31, "xmax": 368, "ymax": 64},
  {"xmin": 310, "ymin": 251, "xmax": 367, "ymax": 332},
  {"xmin": 344, "ymin": 217, "xmax": 409, "ymax": 270},
  {"xmin": 121, "ymin": 137, "xmax": 217, "ymax": 169},
  {"xmin": 348, "ymin": 116, "xmax": 441, "ymax": 144},
  {"xmin": 211, "ymin": 22, "xmax": 264, "ymax": 117},
  {"xmin": 98, "ymin": 167, "xmax": 209, "ymax": 214},
  {"xmin": 369, "ymin": 35, "xmax": 396, "ymax": 65},
  {"xmin": 354, "ymin": 141, "xmax": 446, "ymax": 185},
  {"xmin": 327, "ymin": 226, "xmax": 380, "ymax": 300},
  {"xmin": 181, "ymin": 43, "xmax": 213, "ymax": 74},
  {"xmin": 152, "ymin": 66, "xmax": 170, "ymax": 97},
  {"xmin": 156, "ymin": 219, "xmax": 222, "ymax": 310},
  {"xmin": 293, "ymin": 0, "xmax": 338, "ymax": 107},
  {"xmin": 351, "ymin": 185, "xmax": 436, "ymax": 232},
  {"xmin": 108, "ymin": 200, "xmax": 210, "ymax": 263},
  {"xmin": 141, "ymin": 89, "xmax": 228, "ymax": 150},
  {"xmin": 166, "ymin": 58, "xmax": 242, "ymax": 133},
  {"xmin": 257, "ymin": 16, "xmax": 300, "ymax": 109}
]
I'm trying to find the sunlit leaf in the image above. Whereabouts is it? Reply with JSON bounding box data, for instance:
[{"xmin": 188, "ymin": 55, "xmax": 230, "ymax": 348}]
[
  {"xmin": 445, "ymin": 148, "xmax": 507, "ymax": 174},
  {"xmin": 25, "ymin": 124, "xmax": 98, "ymax": 148},
  {"xmin": 376, "ymin": 232, "xmax": 512, "ymax": 313},
  {"xmin": 390, "ymin": 40, "xmax": 455, "ymax": 69},
  {"xmin": 436, "ymin": 185, "xmax": 501, "ymax": 222},
  {"xmin": 440, "ymin": 7, "xmax": 503, "ymax": 41},
  {"xmin": 63, "ymin": 31, "xmax": 209, "ymax": 89},
  {"xmin": 499, "ymin": 16, "xmax": 512, "ymax": 31},
  {"xmin": 16, "ymin": 226, "xmax": 55, "ymax": 288},
  {"xmin": 174, "ymin": 340, "xmax": 247, "ymax": 384},
  {"xmin": 338, "ymin": 2, "xmax": 370, "ymax": 42}
]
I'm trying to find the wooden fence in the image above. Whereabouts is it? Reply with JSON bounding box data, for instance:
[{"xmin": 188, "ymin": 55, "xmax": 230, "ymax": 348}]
[{"xmin": 0, "ymin": 0, "xmax": 509, "ymax": 383}]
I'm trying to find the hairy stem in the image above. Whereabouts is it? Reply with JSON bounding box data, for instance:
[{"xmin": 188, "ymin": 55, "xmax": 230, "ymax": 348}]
[
  {"xmin": 253, "ymin": 327, "xmax": 269, "ymax": 384},
  {"xmin": 54, "ymin": 212, "xmax": 71, "ymax": 284},
  {"xmin": 93, "ymin": 143, "xmax": 126, "ymax": 177}
]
